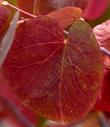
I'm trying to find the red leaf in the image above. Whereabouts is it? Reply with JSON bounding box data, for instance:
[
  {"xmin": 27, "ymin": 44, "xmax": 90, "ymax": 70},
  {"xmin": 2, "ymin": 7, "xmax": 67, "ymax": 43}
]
[
  {"xmin": 0, "ymin": 6, "xmax": 11, "ymax": 35},
  {"xmin": 83, "ymin": 0, "xmax": 109, "ymax": 20},
  {"xmin": 47, "ymin": 6, "xmax": 82, "ymax": 28},
  {"xmin": 95, "ymin": 70, "xmax": 110, "ymax": 112},
  {"xmin": 1, "ymin": 17, "xmax": 103, "ymax": 123}
]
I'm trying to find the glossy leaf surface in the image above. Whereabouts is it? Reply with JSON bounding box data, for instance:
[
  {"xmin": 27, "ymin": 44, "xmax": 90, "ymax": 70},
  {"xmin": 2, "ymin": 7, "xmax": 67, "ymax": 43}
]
[{"xmin": 1, "ymin": 17, "xmax": 103, "ymax": 123}]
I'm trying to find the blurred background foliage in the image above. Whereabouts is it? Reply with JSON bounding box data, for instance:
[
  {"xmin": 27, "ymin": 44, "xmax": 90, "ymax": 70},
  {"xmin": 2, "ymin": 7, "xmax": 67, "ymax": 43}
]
[
  {"xmin": 7, "ymin": 0, "xmax": 16, "ymax": 5},
  {"xmin": 88, "ymin": 4, "xmax": 110, "ymax": 27},
  {"xmin": 6, "ymin": 0, "xmax": 110, "ymax": 27}
]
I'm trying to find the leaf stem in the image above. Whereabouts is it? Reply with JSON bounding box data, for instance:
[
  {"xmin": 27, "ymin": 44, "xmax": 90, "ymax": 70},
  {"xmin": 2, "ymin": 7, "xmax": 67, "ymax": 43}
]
[
  {"xmin": 1, "ymin": 1, "xmax": 37, "ymax": 18},
  {"xmin": 100, "ymin": 47, "xmax": 110, "ymax": 56},
  {"xmin": 63, "ymin": 30, "xmax": 69, "ymax": 35}
]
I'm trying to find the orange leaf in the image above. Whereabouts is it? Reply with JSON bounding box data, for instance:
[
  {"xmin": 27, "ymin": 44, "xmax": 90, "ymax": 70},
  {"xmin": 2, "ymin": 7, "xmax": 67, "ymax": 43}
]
[{"xmin": 47, "ymin": 6, "xmax": 82, "ymax": 29}]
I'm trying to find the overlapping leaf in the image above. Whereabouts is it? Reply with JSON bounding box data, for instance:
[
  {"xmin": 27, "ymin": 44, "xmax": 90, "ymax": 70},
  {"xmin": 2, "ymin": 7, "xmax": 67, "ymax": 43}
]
[
  {"xmin": 1, "ymin": 16, "xmax": 103, "ymax": 123},
  {"xmin": 17, "ymin": 0, "xmax": 83, "ymax": 28},
  {"xmin": 47, "ymin": 7, "xmax": 82, "ymax": 28}
]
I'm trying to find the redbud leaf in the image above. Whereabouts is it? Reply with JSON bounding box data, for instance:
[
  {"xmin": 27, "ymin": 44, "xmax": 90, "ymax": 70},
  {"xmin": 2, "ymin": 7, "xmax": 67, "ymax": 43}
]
[
  {"xmin": 47, "ymin": 6, "xmax": 82, "ymax": 29},
  {"xmin": 83, "ymin": 0, "xmax": 109, "ymax": 20},
  {"xmin": 0, "ymin": 6, "xmax": 11, "ymax": 35},
  {"xmin": 1, "ymin": 17, "xmax": 103, "ymax": 123}
]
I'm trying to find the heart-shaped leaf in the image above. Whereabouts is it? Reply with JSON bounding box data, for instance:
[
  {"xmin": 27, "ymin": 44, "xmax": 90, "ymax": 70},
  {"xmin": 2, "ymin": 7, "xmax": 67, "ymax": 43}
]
[{"xmin": 1, "ymin": 16, "xmax": 103, "ymax": 123}]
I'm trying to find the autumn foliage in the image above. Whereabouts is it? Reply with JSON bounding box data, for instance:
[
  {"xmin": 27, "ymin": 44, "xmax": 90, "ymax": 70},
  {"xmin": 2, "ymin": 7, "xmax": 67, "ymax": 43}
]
[{"xmin": 0, "ymin": 0, "xmax": 110, "ymax": 126}]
